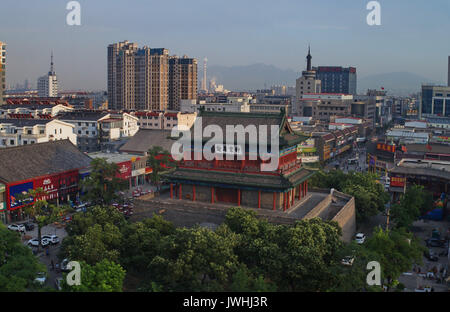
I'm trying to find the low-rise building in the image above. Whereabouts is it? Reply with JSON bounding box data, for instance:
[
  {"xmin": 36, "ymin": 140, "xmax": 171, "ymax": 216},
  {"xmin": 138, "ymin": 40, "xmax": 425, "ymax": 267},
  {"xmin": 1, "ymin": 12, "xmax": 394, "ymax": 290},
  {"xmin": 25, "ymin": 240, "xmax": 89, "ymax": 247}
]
[
  {"xmin": 0, "ymin": 140, "xmax": 92, "ymax": 223},
  {"xmin": 0, "ymin": 118, "xmax": 76, "ymax": 148}
]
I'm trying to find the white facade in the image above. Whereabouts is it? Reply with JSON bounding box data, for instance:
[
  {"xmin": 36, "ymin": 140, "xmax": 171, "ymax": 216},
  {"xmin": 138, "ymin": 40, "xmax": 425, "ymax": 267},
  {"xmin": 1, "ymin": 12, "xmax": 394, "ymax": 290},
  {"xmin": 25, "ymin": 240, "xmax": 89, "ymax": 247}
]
[
  {"xmin": 0, "ymin": 119, "xmax": 76, "ymax": 148},
  {"xmin": 37, "ymin": 74, "xmax": 58, "ymax": 97},
  {"xmin": 334, "ymin": 117, "xmax": 363, "ymax": 125},
  {"xmin": 122, "ymin": 113, "xmax": 139, "ymax": 137},
  {"xmin": 0, "ymin": 104, "xmax": 72, "ymax": 118}
]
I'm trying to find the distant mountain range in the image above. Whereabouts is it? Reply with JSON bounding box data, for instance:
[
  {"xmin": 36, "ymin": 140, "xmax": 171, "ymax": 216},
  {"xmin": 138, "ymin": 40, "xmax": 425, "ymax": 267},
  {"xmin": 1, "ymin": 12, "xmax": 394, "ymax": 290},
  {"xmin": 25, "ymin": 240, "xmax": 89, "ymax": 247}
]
[{"xmin": 206, "ymin": 63, "xmax": 441, "ymax": 96}]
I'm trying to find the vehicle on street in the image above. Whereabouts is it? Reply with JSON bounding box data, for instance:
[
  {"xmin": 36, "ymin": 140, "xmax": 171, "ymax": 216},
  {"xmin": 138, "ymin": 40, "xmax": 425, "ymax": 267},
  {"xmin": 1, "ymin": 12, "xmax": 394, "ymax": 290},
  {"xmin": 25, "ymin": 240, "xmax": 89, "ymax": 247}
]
[
  {"xmin": 355, "ymin": 233, "xmax": 366, "ymax": 244},
  {"xmin": 41, "ymin": 234, "xmax": 59, "ymax": 245},
  {"xmin": 425, "ymin": 238, "xmax": 445, "ymax": 248},
  {"xmin": 423, "ymin": 249, "xmax": 439, "ymax": 261},
  {"xmin": 341, "ymin": 256, "xmax": 355, "ymax": 266},
  {"xmin": 20, "ymin": 222, "xmax": 35, "ymax": 231},
  {"xmin": 7, "ymin": 224, "xmax": 25, "ymax": 232},
  {"xmin": 34, "ymin": 272, "xmax": 47, "ymax": 285},
  {"xmin": 55, "ymin": 277, "xmax": 63, "ymax": 290},
  {"xmin": 415, "ymin": 286, "xmax": 432, "ymax": 292},
  {"xmin": 61, "ymin": 258, "xmax": 71, "ymax": 272},
  {"xmin": 27, "ymin": 238, "xmax": 50, "ymax": 247}
]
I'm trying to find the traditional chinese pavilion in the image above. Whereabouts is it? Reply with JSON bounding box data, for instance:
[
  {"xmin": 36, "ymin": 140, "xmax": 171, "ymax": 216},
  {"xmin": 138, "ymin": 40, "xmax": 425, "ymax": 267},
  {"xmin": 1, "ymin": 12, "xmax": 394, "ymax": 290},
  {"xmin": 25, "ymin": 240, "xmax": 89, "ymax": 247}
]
[{"xmin": 163, "ymin": 110, "xmax": 316, "ymax": 211}]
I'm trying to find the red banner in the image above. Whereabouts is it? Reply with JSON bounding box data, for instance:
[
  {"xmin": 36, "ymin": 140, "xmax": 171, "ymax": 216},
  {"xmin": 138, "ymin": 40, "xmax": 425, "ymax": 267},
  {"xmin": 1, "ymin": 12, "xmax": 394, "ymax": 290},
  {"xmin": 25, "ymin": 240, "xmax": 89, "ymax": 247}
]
[
  {"xmin": 390, "ymin": 177, "xmax": 405, "ymax": 187},
  {"xmin": 116, "ymin": 161, "xmax": 132, "ymax": 180},
  {"xmin": 377, "ymin": 143, "xmax": 396, "ymax": 153}
]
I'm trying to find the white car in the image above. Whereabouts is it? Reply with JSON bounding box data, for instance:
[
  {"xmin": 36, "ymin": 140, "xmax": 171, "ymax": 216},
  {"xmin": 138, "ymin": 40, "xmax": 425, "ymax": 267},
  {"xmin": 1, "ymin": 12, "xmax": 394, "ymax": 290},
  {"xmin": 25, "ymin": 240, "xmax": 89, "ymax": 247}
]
[
  {"xmin": 34, "ymin": 272, "xmax": 47, "ymax": 285},
  {"xmin": 28, "ymin": 238, "xmax": 50, "ymax": 247},
  {"xmin": 7, "ymin": 224, "xmax": 25, "ymax": 232},
  {"xmin": 355, "ymin": 233, "xmax": 366, "ymax": 244},
  {"xmin": 42, "ymin": 235, "xmax": 60, "ymax": 245}
]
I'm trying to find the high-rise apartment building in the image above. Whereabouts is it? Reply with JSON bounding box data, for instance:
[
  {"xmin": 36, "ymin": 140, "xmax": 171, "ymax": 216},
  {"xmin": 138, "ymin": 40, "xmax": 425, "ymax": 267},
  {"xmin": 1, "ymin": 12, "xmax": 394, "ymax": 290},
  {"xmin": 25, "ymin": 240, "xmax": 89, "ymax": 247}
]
[
  {"xmin": 296, "ymin": 47, "xmax": 321, "ymax": 101},
  {"xmin": 313, "ymin": 66, "xmax": 357, "ymax": 95},
  {"xmin": 37, "ymin": 52, "xmax": 58, "ymax": 97},
  {"xmin": 0, "ymin": 41, "xmax": 6, "ymax": 105},
  {"xmin": 108, "ymin": 41, "xmax": 197, "ymax": 111},
  {"xmin": 169, "ymin": 56, "xmax": 198, "ymax": 111}
]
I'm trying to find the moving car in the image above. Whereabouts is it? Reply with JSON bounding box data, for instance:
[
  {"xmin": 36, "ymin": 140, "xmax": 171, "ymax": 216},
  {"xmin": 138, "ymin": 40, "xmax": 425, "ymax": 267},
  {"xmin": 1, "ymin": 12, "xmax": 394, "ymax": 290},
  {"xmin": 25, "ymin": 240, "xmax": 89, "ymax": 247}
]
[
  {"xmin": 34, "ymin": 272, "xmax": 47, "ymax": 285},
  {"xmin": 27, "ymin": 238, "xmax": 50, "ymax": 247},
  {"xmin": 355, "ymin": 233, "xmax": 366, "ymax": 244},
  {"xmin": 7, "ymin": 224, "xmax": 25, "ymax": 232},
  {"xmin": 41, "ymin": 234, "xmax": 60, "ymax": 245}
]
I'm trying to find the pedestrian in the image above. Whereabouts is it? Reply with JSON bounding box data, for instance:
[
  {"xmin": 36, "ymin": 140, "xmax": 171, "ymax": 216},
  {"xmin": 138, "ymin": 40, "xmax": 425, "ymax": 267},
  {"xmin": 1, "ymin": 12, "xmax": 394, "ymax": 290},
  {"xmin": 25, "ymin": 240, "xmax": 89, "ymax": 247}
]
[{"xmin": 51, "ymin": 259, "xmax": 54, "ymax": 271}]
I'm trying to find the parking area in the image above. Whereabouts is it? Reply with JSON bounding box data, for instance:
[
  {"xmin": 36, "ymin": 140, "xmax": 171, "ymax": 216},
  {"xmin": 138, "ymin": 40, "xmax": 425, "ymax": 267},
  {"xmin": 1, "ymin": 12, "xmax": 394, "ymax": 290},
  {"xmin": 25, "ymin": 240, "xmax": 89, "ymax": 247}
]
[
  {"xmin": 13, "ymin": 221, "xmax": 69, "ymax": 290},
  {"xmin": 398, "ymin": 219, "xmax": 450, "ymax": 292}
]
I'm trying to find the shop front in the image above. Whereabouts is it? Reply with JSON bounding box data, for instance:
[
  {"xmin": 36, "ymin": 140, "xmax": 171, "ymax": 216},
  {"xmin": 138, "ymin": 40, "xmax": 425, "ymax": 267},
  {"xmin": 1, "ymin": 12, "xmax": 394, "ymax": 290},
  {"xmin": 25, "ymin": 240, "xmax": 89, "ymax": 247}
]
[{"xmin": 0, "ymin": 183, "xmax": 6, "ymax": 224}]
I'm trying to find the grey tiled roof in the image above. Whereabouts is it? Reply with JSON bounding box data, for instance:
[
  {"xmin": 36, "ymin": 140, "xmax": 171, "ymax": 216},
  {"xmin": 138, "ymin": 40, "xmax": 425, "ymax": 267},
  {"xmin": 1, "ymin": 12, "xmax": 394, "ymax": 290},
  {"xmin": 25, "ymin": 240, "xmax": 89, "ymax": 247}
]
[{"xmin": 0, "ymin": 140, "xmax": 92, "ymax": 183}]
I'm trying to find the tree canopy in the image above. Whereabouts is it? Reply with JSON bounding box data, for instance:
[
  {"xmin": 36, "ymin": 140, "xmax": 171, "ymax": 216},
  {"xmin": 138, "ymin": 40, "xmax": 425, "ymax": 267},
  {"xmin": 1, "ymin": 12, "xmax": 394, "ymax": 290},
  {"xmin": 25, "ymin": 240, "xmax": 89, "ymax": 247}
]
[
  {"xmin": 310, "ymin": 170, "xmax": 389, "ymax": 222},
  {"xmin": 79, "ymin": 158, "xmax": 127, "ymax": 206},
  {"xmin": 0, "ymin": 224, "xmax": 45, "ymax": 291}
]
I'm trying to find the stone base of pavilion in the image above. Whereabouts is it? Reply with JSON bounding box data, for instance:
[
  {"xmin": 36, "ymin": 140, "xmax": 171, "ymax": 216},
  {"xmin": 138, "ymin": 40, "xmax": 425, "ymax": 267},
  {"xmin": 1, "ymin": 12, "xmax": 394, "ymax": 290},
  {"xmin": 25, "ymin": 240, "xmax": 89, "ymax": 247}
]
[{"xmin": 131, "ymin": 188, "xmax": 356, "ymax": 242}]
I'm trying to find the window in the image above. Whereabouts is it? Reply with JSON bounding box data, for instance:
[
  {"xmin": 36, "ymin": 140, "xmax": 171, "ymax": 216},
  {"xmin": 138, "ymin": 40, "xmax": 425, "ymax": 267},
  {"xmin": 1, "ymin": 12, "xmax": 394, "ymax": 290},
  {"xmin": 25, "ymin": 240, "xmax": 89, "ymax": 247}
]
[
  {"xmin": 40, "ymin": 130, "xmax": 44, "ymax": 134},
  {"xmin": 10, "ymin": 140, "xmax": 14, "ymax": 145},
  {"xmin": 78, "ymin": 130, "xmax": 81, "ymax": 134},
  {"xmin": 27, "ymin": 130, "xmax": 32, "ymax": 134}
]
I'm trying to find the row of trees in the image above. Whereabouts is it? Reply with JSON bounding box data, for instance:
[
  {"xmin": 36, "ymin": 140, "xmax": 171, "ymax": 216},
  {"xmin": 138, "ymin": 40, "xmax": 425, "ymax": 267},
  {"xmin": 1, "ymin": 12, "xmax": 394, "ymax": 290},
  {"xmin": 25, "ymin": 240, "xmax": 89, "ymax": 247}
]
[{"xmin": 58, "ymin": 205, "xmax": 423, "ymax": 292}]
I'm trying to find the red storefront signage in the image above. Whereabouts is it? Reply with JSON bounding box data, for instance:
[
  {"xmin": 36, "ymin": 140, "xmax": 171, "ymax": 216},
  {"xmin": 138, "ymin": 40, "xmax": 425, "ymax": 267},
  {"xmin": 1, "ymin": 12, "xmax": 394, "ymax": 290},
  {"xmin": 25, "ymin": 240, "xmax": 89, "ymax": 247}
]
[
  {"xmin": 116, "ymin": 161, "xmax": 132, "ymax": 180},
  {"xmin": 34, "ymin": 175, "xmax": 60, "ymax": 200},
  {"xmin": 390, "ymin": 177, "xmax": 405, "ymax": 187},
  {"xmin": 377, "ymin": 143, "xmax": 396, "ymax": 153}
]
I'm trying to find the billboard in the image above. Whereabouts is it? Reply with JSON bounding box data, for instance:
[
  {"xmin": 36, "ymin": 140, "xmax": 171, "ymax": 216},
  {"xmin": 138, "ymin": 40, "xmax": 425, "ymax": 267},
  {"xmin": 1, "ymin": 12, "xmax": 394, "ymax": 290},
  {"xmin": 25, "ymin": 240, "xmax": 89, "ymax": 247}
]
[
  {"xmin": 116, "ymin": 161, "xmax": 132, "ymax": 180},
  {"xmin": 9, "ymin": 181, "xmax": 34, "ymax": 209},
  {"xmin": 34, "ymin": 175, "xmax": 60, "ymax": 201}
]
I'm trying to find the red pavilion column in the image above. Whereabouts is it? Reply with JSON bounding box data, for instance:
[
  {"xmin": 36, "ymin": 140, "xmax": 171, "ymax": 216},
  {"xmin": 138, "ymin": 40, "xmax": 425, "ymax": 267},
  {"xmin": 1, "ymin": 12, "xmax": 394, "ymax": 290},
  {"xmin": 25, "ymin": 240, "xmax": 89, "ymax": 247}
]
[
  {"xmin": 170, "ymin": 183, "xmax": 173, "ymax": 199},
  {"xmin": 258, "ymin": 190, "xmax": 261, "ymax": 209},
  {"xmin": 283, "ymin": 192, "xmax": 287, "ymax": 211},
  {"xmin": 192, "ymin": 185, "xmax": 196, "ymax": 201},
  {"xmin": 237, "ymin": 189, "xmax": 241, "ymax": 206},
  {"xmin": 178, "ymin": 184, "xmax": 182, "ymax": 200},
  {"xmin": 298, "ymin": 184, "xmax": 301, "ymax": 200},
  {"xmin": 306, "ymin": 180, "xmax": 308, "ymax": 194},
  {"xmin": 211, "ymin": 187, "xmax": 214, "ymax": 204},
  {"xmin": 291, "ymin": 189, "xmax": 295, "ymax": 206},
  {"xmin": 273, "ymin": 192, "xmax": 276, "ymax": 211}
]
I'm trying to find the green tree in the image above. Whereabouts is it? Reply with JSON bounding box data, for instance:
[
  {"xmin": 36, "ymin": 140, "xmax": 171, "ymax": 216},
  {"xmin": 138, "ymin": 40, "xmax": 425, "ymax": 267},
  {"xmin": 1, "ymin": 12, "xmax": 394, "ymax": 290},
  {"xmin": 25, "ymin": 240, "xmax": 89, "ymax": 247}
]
[
  {"xmin": 64, "ymin": 223, "xmax": 122, "ymax": 265},
  {"xmin": 79, "ymin": 158, "xmax": 127, "ymax": 206},
  {"xmin": 364, "ymin": 227, "xmax": 424, "ymax": 289},
  {"xmin": 224, "ymin": 207, "xmax": 344, "ymax": 291},
  {"xmin": 17, "ymin": 188, "xmax": 65, "ymax": 251},
  {"xmin": 147, "ymin": 224, "xmax": 240, "ymax": 291},
  {"xmin": 0, "ymin": 224, "xmax": 45, "ymax": 291},
  {"xmin": 146, "ymin": 146, "xmax": 171, "ymax": 190},
  {"xmin": 391, "ymin": 185, "xmax": 433, "ymax": 228},
  {"xmin": 62, "ymin": 259, "xmax": 126, "ymax": 292}
]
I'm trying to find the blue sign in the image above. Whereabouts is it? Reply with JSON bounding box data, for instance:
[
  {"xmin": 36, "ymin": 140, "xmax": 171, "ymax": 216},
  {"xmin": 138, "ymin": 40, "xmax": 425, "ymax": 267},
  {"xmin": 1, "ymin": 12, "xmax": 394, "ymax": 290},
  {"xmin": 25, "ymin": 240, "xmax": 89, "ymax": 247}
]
[{"xmin": 9, "ymin": 182, "xmax": 34, "ymax": 209}]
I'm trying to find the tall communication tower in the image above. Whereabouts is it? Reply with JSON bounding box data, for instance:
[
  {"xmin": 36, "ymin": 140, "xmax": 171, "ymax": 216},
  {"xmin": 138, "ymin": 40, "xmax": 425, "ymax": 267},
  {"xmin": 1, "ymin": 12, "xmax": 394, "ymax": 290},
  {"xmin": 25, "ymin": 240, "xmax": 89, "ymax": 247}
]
[{"xmin": 202, "ymin": 57, "xmax": 208, "ymax": 92}]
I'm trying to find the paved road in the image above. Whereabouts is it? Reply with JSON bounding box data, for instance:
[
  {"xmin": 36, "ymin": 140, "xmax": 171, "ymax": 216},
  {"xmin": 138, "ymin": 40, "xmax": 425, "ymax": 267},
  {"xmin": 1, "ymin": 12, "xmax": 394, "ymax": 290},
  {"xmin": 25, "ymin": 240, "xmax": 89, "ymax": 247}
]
[
  {"xmin": 398, "ymin": 219, "xmax": 449, "ymax": 292},
  {"xmin": 20, "ymin": 223, "xmax": 68, "ymax": 290}
]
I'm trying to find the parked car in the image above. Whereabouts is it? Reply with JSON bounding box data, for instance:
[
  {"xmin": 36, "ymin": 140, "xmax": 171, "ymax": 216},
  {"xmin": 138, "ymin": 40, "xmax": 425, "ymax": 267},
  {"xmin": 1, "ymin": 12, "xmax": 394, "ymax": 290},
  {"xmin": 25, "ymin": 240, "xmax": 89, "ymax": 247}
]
[
  {"xmin": 41, "ymin": 235, "xmax": 59, "ymax": 245},
  {"xmin": 34, "ymin": 272, "xmax": 47, "ymax": 285},
  {"xmin": 423, "ymin": 249, "xmax": 439, "ymax": 261},
  {"xmin": 20, "ymin": 222, "xmax": 35, "ymax": 231},
  {"xmin": 425, "ymin": 238, "xmax": 445, "ymax": 248},
  {"xmin": 61, "ymin": 258, "xmax": 71, "ymax": 272},
  {"xmin": 355, "ymin": 233, "xmax": 366, "ymax": 244},
  {"xmin": 341, "ymin": 256, "xmax": 355, "ymax": 266},
  {"xmin": 54, "ymin": 277, "xmax": 63, "ymax": 290},
  {"xmin": 27, "ymin": 238, "xmax": 50, "ymax": 247},
  {"xmin": 7, "ymin": 224, "xmax": 25, "ymax": 232}
]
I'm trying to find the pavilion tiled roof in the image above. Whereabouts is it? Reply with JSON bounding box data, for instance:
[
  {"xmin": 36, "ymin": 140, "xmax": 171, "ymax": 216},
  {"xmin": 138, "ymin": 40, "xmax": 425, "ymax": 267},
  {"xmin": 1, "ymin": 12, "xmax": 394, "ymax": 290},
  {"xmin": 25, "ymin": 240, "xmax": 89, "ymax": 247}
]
[{"xmin": 163, "ymin": 167, "xmax": 315, "ymax": 190}]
